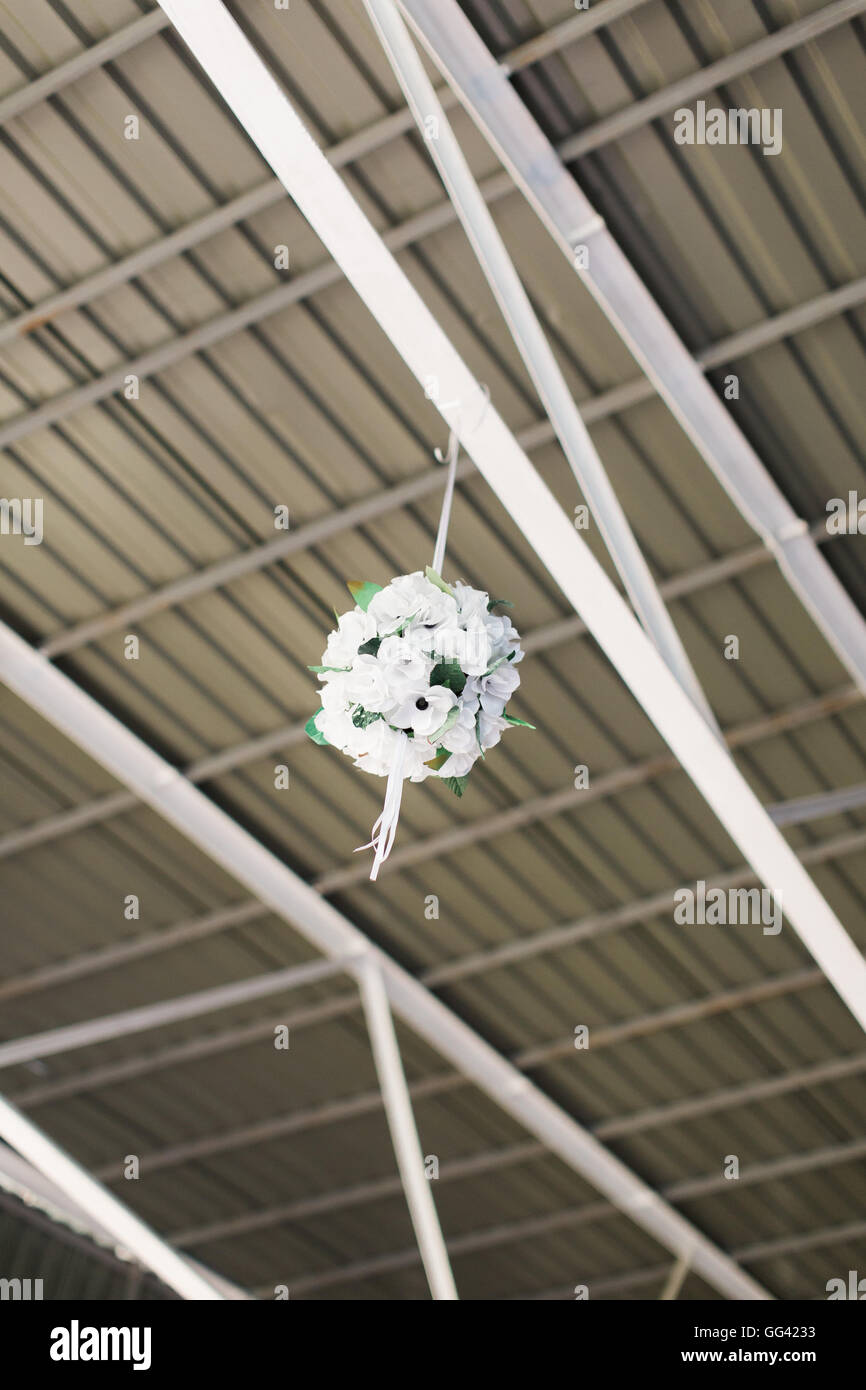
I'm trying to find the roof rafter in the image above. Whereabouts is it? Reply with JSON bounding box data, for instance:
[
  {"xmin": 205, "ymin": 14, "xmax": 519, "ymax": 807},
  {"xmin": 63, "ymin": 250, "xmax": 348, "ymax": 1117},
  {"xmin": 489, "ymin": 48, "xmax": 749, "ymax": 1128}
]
[
  {"xmin": 0, "ymin": 617, "xmax": 768, "ymax": 1298},
  {"xmin": 32, "ymin": 265, "xmax": 866, "ymax": 661},
  {"xmin": 0, "ymin": 681, "xmax": 859, "ymax": 883},
  {"xmin": 401, "ymin": 0, "xmax": 866, "ymax": 702}
]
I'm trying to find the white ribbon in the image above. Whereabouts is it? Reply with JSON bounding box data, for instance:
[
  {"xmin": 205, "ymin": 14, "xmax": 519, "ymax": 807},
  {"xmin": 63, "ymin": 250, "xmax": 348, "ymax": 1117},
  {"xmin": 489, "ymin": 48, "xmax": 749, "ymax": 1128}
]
[
  {"xmin": 355, "ymin": 730, "xmax": 410, "ymax": 880},
  {"xmin": 357, "ymin": 388, "xmax": 489, "ymax": 881}
]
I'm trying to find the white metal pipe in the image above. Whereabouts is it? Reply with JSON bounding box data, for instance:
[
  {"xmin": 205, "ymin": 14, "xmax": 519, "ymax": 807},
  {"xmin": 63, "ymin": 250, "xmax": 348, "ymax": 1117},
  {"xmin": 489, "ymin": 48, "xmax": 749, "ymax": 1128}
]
[
  {"xmin": 358, "ymin": 960, "xmax": 458, "ymax": 1300},
  {"xmin": 556, "ymin": 0, "xmax": 866, "ymax": 162},
  {"xmin": 0, "ymin": 1142, "xmax": 250, "ymax": 1298},
  {"xmin": 0, "ymin": 617, "xmax": 765, "ymax": 1299},
  {"xmin": 0, "ymin": 9, "xmax": 170, "ymax": 127},
  {"xmin": 381, "ymin": 0, "xmax": 723, "ymax": 730},
  {"xmin": 0, "ymin": 1094, "xmax": 223, "ymax": 1299},
  {"xmin": 155, "ymin": 0, "xmax": 866, "ymax": 1039},
  {"xmin": 0, "ymin": 956, "xmax": 348, "ymax": 1071},
  {"xmin": 401, "ymin": 0, "xmax": 866, "ymax": 702},
  {"xmin": 68, "ymin": 963, "xmax": 819, "ymax": 1182},
  {"xmin": 16, "ymin": 826, "xmax": 865, "ymax": 1120}
]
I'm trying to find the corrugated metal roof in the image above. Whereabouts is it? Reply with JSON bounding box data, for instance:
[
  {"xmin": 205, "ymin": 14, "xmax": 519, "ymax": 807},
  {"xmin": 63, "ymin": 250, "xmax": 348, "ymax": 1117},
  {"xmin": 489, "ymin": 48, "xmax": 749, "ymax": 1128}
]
[{"xmin": 0, "ymin": 0, "xmax": 864, "ymax": 1299}]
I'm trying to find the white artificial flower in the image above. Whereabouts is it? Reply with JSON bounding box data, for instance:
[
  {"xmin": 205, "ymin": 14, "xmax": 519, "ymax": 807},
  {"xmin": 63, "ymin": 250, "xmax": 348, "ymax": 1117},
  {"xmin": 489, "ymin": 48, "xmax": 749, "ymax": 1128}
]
[
  {"xmin": 476, "ymin": 659, "xmax": 520, "ymax": 714},
  {"xmin": 391, "ymin": 684, "xmax": 457, "ymax": 738},
  {"xmin": 478, "ymin": 710, "xmax": 507, "ymax": 750},
  {"xmin": 453, "ymin": 580, "xmax": 489, "ymax": 627},
  {"xmin": 434, "ymin": 749, "xmax": 475, "ymax": 778},
  {"xmin": 321, "ymin": 608, "xmax": 376, "ymax": 671},
  {"xmin": 352, "ymin": 719, "xmax": 405, "ymax": 776},
  {"xmin": 316, "ymin": 678, "xmax": 362, "ymax": 752},
  {"xmin": 484, "ymin": 612, "xmax": 521, "ymax": 660},
  {"xmin": 376, "ymin": 635, "xmax": 434, "ymax": 696},
  {"xmin": 439, "ymin": 700, "xmax": 479, "ymax": 756},
  {"xmin": 342, "ymin": 654, "xmax": 394, "ymax": 713},
  {"xmin": 309, "ymin": 573, "xmax": 527, "ymax": 799},
  {"xmin": 430, "ymin": 621, "xmax": 491, "ymax": 677},
  {"xmin": 368, "ymin": 572, "xmax": 457, "ymax": 637}
]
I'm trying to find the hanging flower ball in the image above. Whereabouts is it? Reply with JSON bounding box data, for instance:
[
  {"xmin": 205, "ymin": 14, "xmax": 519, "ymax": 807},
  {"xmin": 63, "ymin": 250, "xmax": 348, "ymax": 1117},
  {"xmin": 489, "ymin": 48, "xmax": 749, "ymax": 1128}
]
[{"xmin": 306, "ymin": 567, "xmax": 533, "ymax": 798}]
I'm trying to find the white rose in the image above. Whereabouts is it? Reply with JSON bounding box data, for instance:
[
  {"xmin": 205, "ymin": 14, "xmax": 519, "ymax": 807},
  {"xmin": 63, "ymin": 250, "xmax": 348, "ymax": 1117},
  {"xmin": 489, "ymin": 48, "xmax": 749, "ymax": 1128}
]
[
  {"xmin": 376, "ymin": 635, "xmax": 434, "ymax": 696},
  {"xmin": 321, "ymin": 608, "xmax": 377, "ymax": 671},
  {"xmin": 316, "ymin": 701, "xmax": 359, "ymax": 753},
  {"xmin": 484, "ymin": 613, "xmax": 520, "ymax": 660},
  {"xmin": 368, "ymin": 572, "xmax": 458, "ymax": 637},
  {"xmin": 434, "ymin": 749, "xmax": 476, "ymax": 778},
  {"xmin": 352, "ymin": 719, "xmax": 405, "ymax": 776},
  {"xmin": 430, "ymin": 622, "xmax": 491, "ymax": 677},
  {"xmin": 343, "ymin": 654, "xmax": 393, "ymax": 713},
  {"xmin": 477, "ymin": 659, "xmax": 520, "ymax": 713},
  {"xmin": 439, "ymin": 701, "xmax": 479, "ymax": 755},
  {"xmin": 316, "ymin": 676, "xmax": 364, "ymax": 752},
  {"xmin": 391, "ymin": 684, "xmax": 457, "ymax": 738},
  {"xmin": 453, "ymin": 580, "xmax": 489, "ymax": 627},
  {"xmin": 478, "ymin": 710, "xmax": 507, "ymax": 750}
]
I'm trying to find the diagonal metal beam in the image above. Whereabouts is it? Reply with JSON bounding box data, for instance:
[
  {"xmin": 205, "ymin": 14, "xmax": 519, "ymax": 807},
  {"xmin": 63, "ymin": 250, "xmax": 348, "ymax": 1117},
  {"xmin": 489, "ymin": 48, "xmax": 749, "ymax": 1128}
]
[
  {"xmin": 43, "ymin": 960, "xmax": 833, "ymax": 1188},
  {"xmin": 0, "ymin": 9, "xmax": 170, "ymax": 127},
  {"xmin": 0, "ymin": 676, "xmax": 858, "ymax": 882},
  {"xmin": 278, "ymin": 1131, "xmax": 866, "ymax": 1297},
  {"xmin": 401, "ymin": 0, "xmax": 866, "ymax": 702},
  {"xmin": 0, "ymin": 1140, "xmax": 248, "ymax": 1298},
  {"xmin": 533, "ymin": 1216, "xmax": 866, "ymax": 1300},
  {"xmin": 0, "ymin": 1, "xmax": 648, "ymax": 349},
  {"xmin": 0, "ymin": 951, "xmax": 822, "ymax": 1098},
  {"xmin": 89, "ymin": 0, "xmax": 866, "ymax": 1050},
  {"xmin": 13, "ymin": 825, "xmax": 865, "ymax": 1115},
  {"xmin": 0, "ymin": 956, "xmax": 349, "ymax": 1072},
  {"xmin": 163, "ymin": 1050, "xmax": 866, "ymax": 1246},
  {"xmin": 0, "ymin": 718, "xmax": 308, "ymax": 859},
  {"xmin": 365, "ymin": 0, "xmax": 718, "ymax": 730},
  {"xmin": 0, "ymin": 620, "xmax": 768, "ymax": 1299},
  {"xmin": 0, "ymin": 1093, "xmax": 224, "ymax": 1299},
  {"xmin": 37, "ymin": 291, "xmax": 866, "ymax": 658},
  {"xmin": 1, "ymin": 6, "xmax": 861, "ymax": 449}
]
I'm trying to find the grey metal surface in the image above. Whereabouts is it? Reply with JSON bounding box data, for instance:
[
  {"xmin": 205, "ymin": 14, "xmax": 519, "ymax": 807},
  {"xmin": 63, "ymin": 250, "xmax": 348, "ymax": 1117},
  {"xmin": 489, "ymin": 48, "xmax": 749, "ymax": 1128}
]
[{"xmin": 0, "ymin": 0, "xmax": 864, "ymax": 1301}]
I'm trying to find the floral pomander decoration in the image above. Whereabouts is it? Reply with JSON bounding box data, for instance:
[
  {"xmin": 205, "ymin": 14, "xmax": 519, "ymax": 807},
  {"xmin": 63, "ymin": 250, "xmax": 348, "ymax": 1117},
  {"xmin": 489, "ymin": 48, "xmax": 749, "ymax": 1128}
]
[{"xmin": 306, "ymin": 567, "xmax": 533, "ymax": 878}]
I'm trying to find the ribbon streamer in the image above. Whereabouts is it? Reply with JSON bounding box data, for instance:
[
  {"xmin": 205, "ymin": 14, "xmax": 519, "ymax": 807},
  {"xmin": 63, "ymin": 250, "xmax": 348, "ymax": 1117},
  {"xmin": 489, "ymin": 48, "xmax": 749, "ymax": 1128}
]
[
  {"xmin": 355, "ymin": 730, "xmax": 410, "ymax": 880},
  {"xmin": 357, "ymin": 389, "xmax": 488, "ymax": 880}
]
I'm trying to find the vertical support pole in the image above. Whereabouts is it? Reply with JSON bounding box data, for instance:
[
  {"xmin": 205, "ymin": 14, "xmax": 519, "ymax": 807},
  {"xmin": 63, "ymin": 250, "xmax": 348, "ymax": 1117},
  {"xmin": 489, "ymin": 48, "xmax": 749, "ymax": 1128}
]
[
  {"xmin": 660, "ymin": 1249, "xmax": 694, "ymax": 1300},
  {"xmin": 357, "ymin": 959, "xmax": 458, "ymax": 1300}
]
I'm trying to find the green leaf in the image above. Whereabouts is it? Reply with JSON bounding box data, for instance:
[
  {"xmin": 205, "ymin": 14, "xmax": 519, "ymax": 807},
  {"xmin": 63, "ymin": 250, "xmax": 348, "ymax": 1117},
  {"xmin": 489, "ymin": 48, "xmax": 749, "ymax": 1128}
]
[
  {"xmin": 305, "ymin": 710, "xmax": 329, "ymax": 746},
  {"xmin": 427, "ymin": 705, "xmax": 460, "ymax": 743},
  {"xmin": 429, "ymin": 658, "xmax": 466, "ymax": 696},
  {"xmin": 425, "ymin": 750, "xmax": 452, "ymax": 771},
  {"xmin": 487, "ymin": 597, "xmax": 514, "ymax": 612},
  {"xmin": 444, "ymin": 774, "xmax": 469, "ymax": 798},
  {"xmin": 483, "ymin": 650, "xmax": 517, "ymax": 678},
  {"xmin": 347, "ymin": 580, "xmax": 383, "ymax": 612},
  {"xmin": 352, "ymin": 707, "xmax": 383, "ymax": 730},
  {"xmin": 306, "ymin": 664, "xmax": 350, "ymax": 673},
  {"xmin": 424, "ymin": 566, "xmax": 454, "ymax": 597},
  {"xmin": 503, "ymin": 714, "xmax": 536, "ymax": 729},
  {"xmin": 357, "ymin": 637, "xmax": 381, "ymax": 657}
]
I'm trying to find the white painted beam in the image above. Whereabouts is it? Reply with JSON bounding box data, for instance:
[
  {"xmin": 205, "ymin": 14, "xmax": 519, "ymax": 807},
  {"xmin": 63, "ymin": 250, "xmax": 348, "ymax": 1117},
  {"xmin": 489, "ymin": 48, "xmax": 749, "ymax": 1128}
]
[
  {"xmin": 400, "ymin": 0, "xmax": 866, "ymax": 702},
  {"xmin": 156, "ymin": 0, "xmax": 866, "ymax": 1038},
  {"xmin": 0, "ymin": 617, "xmax": 766, "ymax": 1300}
]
